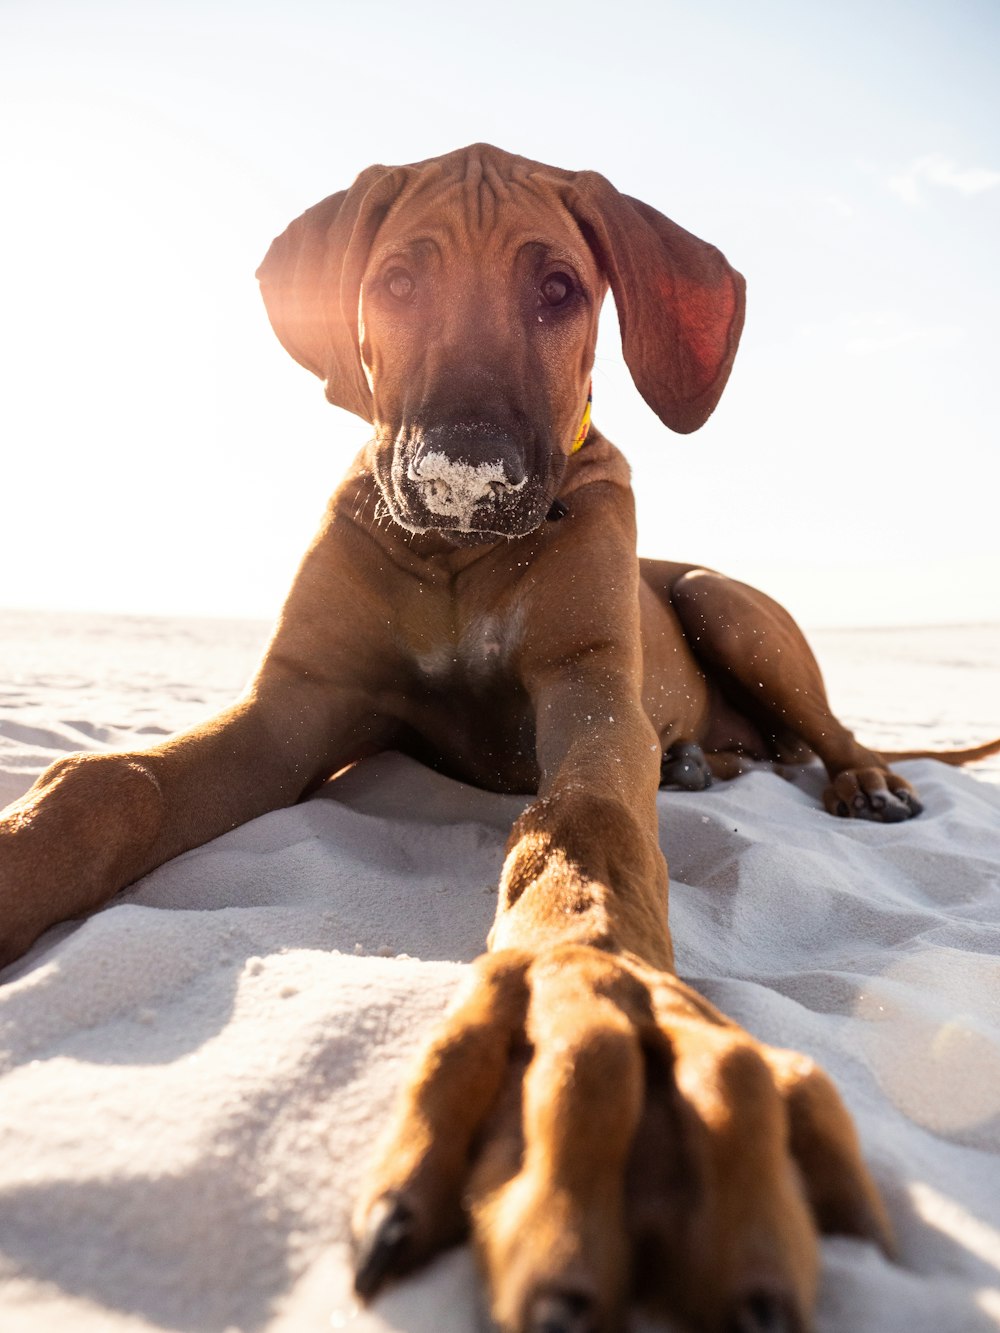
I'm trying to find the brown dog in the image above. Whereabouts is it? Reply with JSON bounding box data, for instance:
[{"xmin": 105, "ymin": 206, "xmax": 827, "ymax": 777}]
[{"xmin": 3, "ymin": 144, "xmax": 999, "ymax": 1332}]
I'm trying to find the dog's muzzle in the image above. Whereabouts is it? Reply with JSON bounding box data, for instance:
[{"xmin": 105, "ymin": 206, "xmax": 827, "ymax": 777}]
[
  {"xmin": 407, "ymin": 446, "xmax": 527, "ymax": 528},
  {"xmin": 387, "ymin": 422, "xmax": 547, "ymax": 539}
]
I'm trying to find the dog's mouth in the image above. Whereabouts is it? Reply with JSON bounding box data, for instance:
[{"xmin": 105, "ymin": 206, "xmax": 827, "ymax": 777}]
[{"xmin": 374, "ymin": 424, "xmax": 555, "ymax": 542}]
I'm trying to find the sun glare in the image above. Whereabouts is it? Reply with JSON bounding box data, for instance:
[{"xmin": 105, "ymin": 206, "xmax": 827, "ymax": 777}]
[{"xmin": 2, "ymin": 90, "xmax": 353, "ymax": 618}]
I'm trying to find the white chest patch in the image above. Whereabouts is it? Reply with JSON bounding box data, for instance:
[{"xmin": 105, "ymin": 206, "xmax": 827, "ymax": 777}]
[
  {"xmin": 459, "ymin": 607, "xmax": 526, "ymax": 680},
  {"xmin": 407, "ymin": 450, "xmax": 526, "ymax": 530},
  {"xmin": 414, "ymin": 607, "xmax": 525, "ymax": 686}
]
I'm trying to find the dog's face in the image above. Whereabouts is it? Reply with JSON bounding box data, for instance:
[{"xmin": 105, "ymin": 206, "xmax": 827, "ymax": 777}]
[
  {"xmin": 257, "ymin": 144, "xmax": 746, "ymax": 543},
  {"xmin": 358, "ymin": 186, "xmax": 605, "ymax": 541}
]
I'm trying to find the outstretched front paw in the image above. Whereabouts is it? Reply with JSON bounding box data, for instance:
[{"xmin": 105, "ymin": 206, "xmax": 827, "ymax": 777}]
[{"xmin": 353, "ymin": 946, "xmax": 891, "ymax": 1332}]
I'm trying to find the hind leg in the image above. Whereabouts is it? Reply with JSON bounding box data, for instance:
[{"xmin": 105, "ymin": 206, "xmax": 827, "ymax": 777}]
[{"xmin": 670, "ymin": 569, "xmax": 922, "ymax": 821}]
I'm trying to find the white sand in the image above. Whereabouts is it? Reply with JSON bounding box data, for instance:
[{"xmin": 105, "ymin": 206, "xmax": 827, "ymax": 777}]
[{"xmin": 1, "ymin": 612, "xmax": 999, "ymax": 1332}]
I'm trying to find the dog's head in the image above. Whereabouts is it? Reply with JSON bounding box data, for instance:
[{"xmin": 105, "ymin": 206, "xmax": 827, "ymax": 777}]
[{"xmin": 257, "ymin": 144, "xmax": 745, "ymax": 542}]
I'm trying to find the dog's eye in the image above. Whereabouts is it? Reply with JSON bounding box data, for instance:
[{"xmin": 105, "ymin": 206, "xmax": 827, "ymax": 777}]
[
  {"xmin": 540, "ymin": 273, "xmax": 573, "ymax": 307},
  {"xmin": 385, "ymin": 269, "xmax": 416, "ymax": 303}
]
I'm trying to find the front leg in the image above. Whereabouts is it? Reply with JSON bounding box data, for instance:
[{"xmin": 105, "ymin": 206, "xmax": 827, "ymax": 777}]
[
  {"xmin": 0, "ymin": 666, "xmax": 377, "ymax": 967},
  {"xmin": 487, "ymin": 494, "xmax": 676, "ymax": 972},
  {"xmin": 490, "ymin": 654, "xmax": 672, "ymax": 971},
  {"xmin": 353, "ymin": 552, "xmax": 890, "ymax": 1329},
  {"xmin": 0, "ymin": 499, "xmax": 410, "ymax": 968}
]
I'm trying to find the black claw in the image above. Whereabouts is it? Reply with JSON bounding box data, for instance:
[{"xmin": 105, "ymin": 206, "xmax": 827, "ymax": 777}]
[
  {"xmin": 730, "ymin": 1289, "xmax": 800, "ymax": 1333},
  {"xmin": 898, "ymin": 790, "xmax": 924, "ymax": 817},
  {"xmin": 526, "ymin": 1290, "xmax": 599, "ymax": 1333},
  {"xmin": 879, "ymin": 798, "xmax": 911, "ymax": 824},
  {"xmin": 835, "ymin": 799, "xmax": 850, "ymax": 817},
  {"xmin": 353, "ymin": 1195, "xmax": 414, "ymax": 1300}
]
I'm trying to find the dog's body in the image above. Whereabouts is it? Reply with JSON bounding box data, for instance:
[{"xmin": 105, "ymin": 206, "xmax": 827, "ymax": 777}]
[{"xmin": 4, "ymin": 144, "xmax": 998, "ymax": 1332}]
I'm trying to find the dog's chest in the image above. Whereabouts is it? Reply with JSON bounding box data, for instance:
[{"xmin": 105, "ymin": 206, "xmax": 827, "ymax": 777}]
[
  {"xmin": 394, "ymin": 597, "xmax": 538, "ymax": 792},
  {"xmin": 411, "ymin": 605, "xmax": 524, "ymax": 687}
]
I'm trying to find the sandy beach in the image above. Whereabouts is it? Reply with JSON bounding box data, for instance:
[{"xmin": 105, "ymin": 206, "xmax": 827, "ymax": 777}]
[{"xmin": 1, "ymin": 611, "xmax": 998, "ymax": 1331}]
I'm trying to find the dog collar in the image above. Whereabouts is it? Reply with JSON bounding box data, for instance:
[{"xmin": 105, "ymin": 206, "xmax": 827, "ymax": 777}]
[{"xmin": 571, "ymin": 382, "xmax": 593, "ymax": 453}]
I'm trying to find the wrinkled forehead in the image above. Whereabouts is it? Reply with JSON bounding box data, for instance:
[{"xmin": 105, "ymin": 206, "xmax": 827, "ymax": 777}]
[{"xmin": 368, "ymin": 165, "xmax": 600, "ymax": 278}]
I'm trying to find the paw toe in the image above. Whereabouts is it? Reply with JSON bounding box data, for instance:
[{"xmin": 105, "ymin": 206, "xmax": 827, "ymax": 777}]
[
  {"xmin": 877, "ymin": 795, "xmax": 912, "ymax": 823},
  {"xmin": 525, "ymin": 1290, "xmax": 599, "ymax": 1333},
  {"xmin": 731, "ymin": 1289, "xmax": 803, "ymax": 1333},
  {"xmin": 894, "ymin": 788, "xmax": 924, "ymax": 818},
  {"xmin": 353, "ymin": 1195, "xmax": 415, "ymax": 1299}
]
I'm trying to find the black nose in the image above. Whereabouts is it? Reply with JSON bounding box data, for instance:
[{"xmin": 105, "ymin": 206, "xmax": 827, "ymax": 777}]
[
  {"xmin": 412, "ymin": 423, "xmax": 527, "ymax": 488},
  {"xmin": 406, "ymin": 423, "xmax": 530, "ymax": 524}
]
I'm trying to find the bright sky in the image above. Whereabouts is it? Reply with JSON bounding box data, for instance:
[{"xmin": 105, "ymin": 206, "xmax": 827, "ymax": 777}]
[{"xmin": 1, "ymin": 0, "xmax": 997, "ymax": 628}]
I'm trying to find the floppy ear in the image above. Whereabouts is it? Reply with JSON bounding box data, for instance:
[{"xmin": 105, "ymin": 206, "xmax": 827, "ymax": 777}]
[
  {"xmin": 564, "ymin": 172, "xmax": 745, "ymax": 434},
  {"xmin": 256, "ymin": 164, "xmax": 410, "ymax": 422}
]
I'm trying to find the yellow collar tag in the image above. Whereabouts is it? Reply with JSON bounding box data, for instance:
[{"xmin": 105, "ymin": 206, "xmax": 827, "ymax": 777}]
[{"xmin": 571, "ymin": 382, "xmax": 593, "ymax": 453}]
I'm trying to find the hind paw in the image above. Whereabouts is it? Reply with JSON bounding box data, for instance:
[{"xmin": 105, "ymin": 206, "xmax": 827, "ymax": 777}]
[
  {"xmin": 660, "ymin": 741, "xmax": 713, "ymax": 792},
  {"xmin": 824, "ymin": 768, "xmax": 923, "ymax": 822}
]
